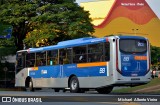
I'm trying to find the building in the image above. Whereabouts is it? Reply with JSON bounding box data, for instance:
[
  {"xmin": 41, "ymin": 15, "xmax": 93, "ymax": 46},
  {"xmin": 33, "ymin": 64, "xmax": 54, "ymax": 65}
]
[{"xmin": 81, "ymin": 0, "xmax": 160, "ymax": 47}]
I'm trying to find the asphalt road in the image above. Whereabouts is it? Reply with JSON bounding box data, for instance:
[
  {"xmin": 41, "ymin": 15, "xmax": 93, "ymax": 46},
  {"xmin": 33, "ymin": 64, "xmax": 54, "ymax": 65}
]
[{"xmin": 0, "ymin": 89, "xmax": 160, "ymax": 105}]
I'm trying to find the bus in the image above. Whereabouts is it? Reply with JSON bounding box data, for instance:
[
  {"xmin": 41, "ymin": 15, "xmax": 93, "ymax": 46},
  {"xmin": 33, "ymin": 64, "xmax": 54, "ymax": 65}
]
[{"xmin": 15, "ymin": 35, "xmax": 151, "ymax": 94}]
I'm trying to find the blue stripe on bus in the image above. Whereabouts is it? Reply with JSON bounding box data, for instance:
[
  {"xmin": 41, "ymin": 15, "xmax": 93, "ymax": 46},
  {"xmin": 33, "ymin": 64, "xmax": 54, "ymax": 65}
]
[
  {"xmin": 120, "ymin": 53, "xmax": 148, "ymax": 76},
  {"xmin": 29, "ymin": 64, "xmax": 108, "ymax": 78}
]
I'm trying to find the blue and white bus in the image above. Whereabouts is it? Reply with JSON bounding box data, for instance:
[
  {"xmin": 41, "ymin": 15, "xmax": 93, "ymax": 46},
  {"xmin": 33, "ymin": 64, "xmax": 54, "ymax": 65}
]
[{"xmin": 15, "ymin": 35, "xmax": 151, "ymax": 94}]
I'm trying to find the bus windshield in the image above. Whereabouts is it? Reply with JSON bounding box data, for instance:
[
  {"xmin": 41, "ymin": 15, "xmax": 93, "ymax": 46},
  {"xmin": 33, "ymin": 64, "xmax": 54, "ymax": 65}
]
[{"xmin": 119, "ymin": 39, "xmax": 147, "ymax": 53}]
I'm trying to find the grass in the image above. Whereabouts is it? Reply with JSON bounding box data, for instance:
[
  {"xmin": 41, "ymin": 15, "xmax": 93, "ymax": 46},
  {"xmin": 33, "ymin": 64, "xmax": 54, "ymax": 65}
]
[{"xmin": 112, "ymin": 78, "xmax": 160, "ymax": 93}]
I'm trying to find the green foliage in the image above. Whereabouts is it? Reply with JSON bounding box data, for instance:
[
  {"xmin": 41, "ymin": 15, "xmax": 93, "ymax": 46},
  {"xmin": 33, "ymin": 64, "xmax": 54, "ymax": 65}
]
[
  {"xmin": 24, "ymin": 23, "xmax": 57, "ymax": 47},
  {"xmin": 24, "ymin": 1, "xmax": 94, "ymax": 47},
  {"xmin": 0, "ymin": 0, "xmax": 39, "ymax": 50},
  {"xmin": 0, "ymin": 24, "xmax": 12, "ymax": 36},
  {"xmin": 0, "ymin": 37, "xmax": 16, "ymax": 61},
  {"xmin": 0, "ymin": 0, "xmax": 94, "ymax": 49},
  {"xmin": 151, "ymin": 45, "xmax": 160, "ymax": 65}
]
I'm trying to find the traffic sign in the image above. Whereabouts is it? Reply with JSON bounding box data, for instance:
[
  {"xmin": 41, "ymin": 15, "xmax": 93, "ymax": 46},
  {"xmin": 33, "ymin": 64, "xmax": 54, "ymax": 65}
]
[
  {"xmin": 0, "ymin": 24, "xmax": 13, "ymax": 39},
  {"xmin": 0, "ymin": 34, "xmax": 11, "ymax": 38}
]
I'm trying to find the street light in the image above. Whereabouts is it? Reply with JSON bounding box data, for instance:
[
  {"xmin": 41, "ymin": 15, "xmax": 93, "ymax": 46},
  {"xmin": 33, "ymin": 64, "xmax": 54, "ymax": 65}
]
[{"xmin": 132, "ymin": 29, "xmax": 139, "ymax": 35}]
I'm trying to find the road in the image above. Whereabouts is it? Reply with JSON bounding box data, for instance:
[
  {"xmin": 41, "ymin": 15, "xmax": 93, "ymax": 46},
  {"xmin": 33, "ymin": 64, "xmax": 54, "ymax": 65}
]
[{"xmin": 0, "ymin": 89, "xmax": 160, "ymax": 105}]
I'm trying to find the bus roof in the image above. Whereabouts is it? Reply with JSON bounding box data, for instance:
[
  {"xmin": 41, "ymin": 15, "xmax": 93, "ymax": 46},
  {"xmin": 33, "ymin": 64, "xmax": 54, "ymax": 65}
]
[
  {"xmin": 17, "ymin": 49, "xmax": 28, "ymax": 53},
  {"xmin": 27, "ymin": 37, "xmax": 107, "ymax": 53},
  {"xmin": 18, "ymin": 35, "xmax": 147, "ymax": 53},
  {"xmin": 118, "ymin": 35, "xmax": 147, "ymax": 40}
]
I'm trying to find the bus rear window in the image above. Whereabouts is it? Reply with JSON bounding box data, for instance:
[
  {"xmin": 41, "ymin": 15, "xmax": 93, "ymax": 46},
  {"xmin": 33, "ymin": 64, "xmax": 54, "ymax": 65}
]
[{"xmin": 119, "ymin": 39, "xmax": 147, "ymax": 53}]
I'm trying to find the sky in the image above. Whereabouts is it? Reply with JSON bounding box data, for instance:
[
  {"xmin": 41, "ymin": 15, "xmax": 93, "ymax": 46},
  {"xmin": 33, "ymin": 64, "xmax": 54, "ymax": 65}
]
[
  {"xmin": 146, "ymin": 0, "xmax": 160, "ymax": 19},
  {"xmin": 76, "ymin": 0, "xmax": 160, "ymax": 19},
  {"xmin": 76, "ymin": 0, "xmax": 93, "ymax": 4}
]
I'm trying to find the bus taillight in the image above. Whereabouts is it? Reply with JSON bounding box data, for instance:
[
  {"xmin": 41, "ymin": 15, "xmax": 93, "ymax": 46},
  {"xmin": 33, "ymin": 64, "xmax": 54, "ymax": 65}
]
[{"xmin": 116, "ymin": 39, "xmax": 121, "ymax": 74}]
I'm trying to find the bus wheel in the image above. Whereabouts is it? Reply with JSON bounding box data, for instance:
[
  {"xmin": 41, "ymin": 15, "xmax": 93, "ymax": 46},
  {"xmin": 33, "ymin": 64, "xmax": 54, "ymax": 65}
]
[
  {"xmin": 69, "ymin": 76, "xmax": 79, "ymax": 93},
  {"xmin": 26, "ymin": 79, "xmax": 34, "ymax": 92},
  {"xmin": 96, "ymin": 86, "xmax": 113, "ymax": 94},
  {"xmin": 29, "ymin": 79, "xmax": 34, "ymax": 92}
]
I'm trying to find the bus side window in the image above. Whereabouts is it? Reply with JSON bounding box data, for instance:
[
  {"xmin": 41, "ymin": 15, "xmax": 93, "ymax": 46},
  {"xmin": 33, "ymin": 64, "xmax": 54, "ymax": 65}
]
[
  {"xmin": 66, "ymin": 48, "xmax": 72, "ymax": 64},
  {"xmin": 16, "ymin": 52, "xmax": 26, "ymax": 73},
  {"xmin": 104, "ymin": 42, "xmax": 110, "ymax": 61},
  {"xmin": 59, "ymin": 49, "xmax": 65, "ymax": 64},
  {"xmin": 17, "ymin": 57, "xmax": 24, "ymax": 72},
  {"xmin": 47, "ymin": 50, "xmax": 58, "ymax": 65},
  {"xmin": 59, "ymin": 48, "xmax": 72, "ymax": 64},
  {"xmin": 36, "ymin": 51, "xmax": 46, "ymax": 66},
  {"xmin": 88, "ymin": 43, "xmax": 103, "ymax": 62},
  {"xmin": 73, "ymin": 46, "xmax": 87, "ymax": 63},
  {"xmin": 26, "ymin": 53, "xmax": 35, "ymax": 67}
]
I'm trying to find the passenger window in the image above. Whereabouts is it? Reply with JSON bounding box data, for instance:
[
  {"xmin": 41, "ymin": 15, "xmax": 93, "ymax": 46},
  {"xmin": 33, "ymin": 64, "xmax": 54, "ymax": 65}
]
[
  {"xmin": 59, "ymin": 48, "xmax": 72, "ymax": 64},
  {"xmin": 88, "ymin": 43, "xmax": 103, "ymax": 62},
  {"xmin": 36, "ymin": 52, "xmax": 46, "ymax": 66},
  {"xmin": 104, "ymin": 42, "xmax": 110, "ymax": 61},
  {"xmin": 26, "ymin": 53, "xmax": 35, "ymax": 67},
  {"xmin": 47, "ymin": 50, "xmax": 58, "ymax": 65},
  {"xmin": 17, "ymin": 52, "xmax": 25, "ymax": 72},
  {"xmin": 73, "ymin": 46, "xmax": 87, "ymax": 63}
]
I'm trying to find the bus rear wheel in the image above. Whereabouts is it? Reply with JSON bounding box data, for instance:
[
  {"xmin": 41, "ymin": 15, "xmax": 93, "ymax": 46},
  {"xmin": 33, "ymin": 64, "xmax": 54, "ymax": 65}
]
[
  {"xmin": 96, "ymin": 86, "xmax": 113, "ymax": 94},
  {"xmin": 69, "ymin": 76, "xmax": 80, "ymax": 93}
]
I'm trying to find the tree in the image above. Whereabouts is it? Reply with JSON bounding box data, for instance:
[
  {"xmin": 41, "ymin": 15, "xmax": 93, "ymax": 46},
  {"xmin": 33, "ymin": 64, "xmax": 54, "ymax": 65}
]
[
  {"xmin": 0, "ymin": 0, "xmax": 5, "ymax": 5},
  {"xmin": 24, "ymin": 0, "xmax": 94, "ymax": 47},
  {"xmin": 0, "ymin": 37, "xmax": 16, "ymax": 63},
  {"xmin": 0, "ymin": 0, "xmax": 39, "ymax": 50},
  {"xmin": 151, "ymin": 45, "xmax": 160, "ymax": 65},
  {"xmin": 0, "ymin": 0, "xmax": 94, "ymax": 49}
]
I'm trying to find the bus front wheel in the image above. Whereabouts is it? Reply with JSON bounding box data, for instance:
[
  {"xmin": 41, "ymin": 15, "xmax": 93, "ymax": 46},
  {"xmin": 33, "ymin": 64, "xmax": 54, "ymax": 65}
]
[
  {"xmin": 96, "ymin": 86, "xmax": 113, "ymax": 94},
  {"xmin": 25, "ymin": 78, "xmax": 34, "ymax": 92},
  {"xmin": 69, "ymin": 76, "xmax": 80, "ymax": 93}
]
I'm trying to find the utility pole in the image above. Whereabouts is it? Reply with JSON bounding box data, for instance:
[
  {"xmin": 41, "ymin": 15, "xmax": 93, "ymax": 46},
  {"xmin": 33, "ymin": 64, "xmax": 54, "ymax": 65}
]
[
  {"xmin": 132, "ymin": 29, "xmax": 139, "ymax": 35},
  {"xmin": 3, "ymin": 67, "xmax": 8, "ymax": 88}
]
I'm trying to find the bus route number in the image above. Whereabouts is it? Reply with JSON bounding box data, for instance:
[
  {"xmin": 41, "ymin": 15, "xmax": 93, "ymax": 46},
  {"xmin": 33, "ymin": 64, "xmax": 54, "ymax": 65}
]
[
  {"xmin": 99, "ymin": 68, "xmax": 105, "ymax": 74},
  {"xmin": 123, "ymin": 57, "xmax": 130, "ymax": 62}
]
